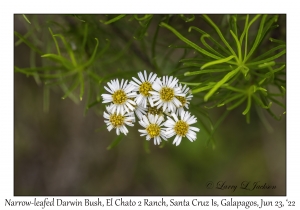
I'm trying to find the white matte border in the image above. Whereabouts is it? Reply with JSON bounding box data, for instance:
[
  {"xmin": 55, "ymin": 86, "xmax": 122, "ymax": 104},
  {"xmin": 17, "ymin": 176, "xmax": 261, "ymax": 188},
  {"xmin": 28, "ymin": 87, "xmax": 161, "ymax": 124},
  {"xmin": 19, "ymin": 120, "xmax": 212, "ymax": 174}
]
[{"xmin": 1, "ymin": 0, "xmax": 298, "ymax": 209}]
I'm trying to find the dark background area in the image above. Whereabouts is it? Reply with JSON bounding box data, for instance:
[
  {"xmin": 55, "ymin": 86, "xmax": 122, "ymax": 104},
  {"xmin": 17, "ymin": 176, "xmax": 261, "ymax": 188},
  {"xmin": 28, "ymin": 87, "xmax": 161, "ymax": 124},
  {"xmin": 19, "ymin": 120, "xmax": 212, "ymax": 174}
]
[{"xmin": 14, "ymin": 15, "xmax": 286, "ymax": 196}]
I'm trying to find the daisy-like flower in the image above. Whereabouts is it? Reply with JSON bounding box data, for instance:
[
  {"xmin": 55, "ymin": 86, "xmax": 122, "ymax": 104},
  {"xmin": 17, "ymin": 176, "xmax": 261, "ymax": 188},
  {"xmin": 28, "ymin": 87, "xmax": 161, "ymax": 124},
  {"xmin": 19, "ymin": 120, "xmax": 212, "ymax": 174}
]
[
  {"xmin": 149, "ymin": 76, "xmax": 185, "ymax": 113},
  {"xmin": 103, "ymin": 105, "xmax": 135, "ymax": 135},
  {"xmin": 164, "ymin": 110, "xmax": 200, "ymax": 146},
  {"xmin": 147, "ymin": 103, "xmax": 164, "ymax": 117},
  {"xmin": 101, "ymin": 79, "xmax": 137, "ymax": 114},
  {"xmin": 175, "ymin": 84, "xmax": 193, "ymax": 115},
  {"xmin": 132, "ymin": 103, "xmax": 148, "ymax": 123},
  {"xmin": 138, "ymin": 113, "xmax": 168, "ymax": 145},
  {"xmin": 130, "ymin": 70, "xmax": 157, "ymax": 108}
]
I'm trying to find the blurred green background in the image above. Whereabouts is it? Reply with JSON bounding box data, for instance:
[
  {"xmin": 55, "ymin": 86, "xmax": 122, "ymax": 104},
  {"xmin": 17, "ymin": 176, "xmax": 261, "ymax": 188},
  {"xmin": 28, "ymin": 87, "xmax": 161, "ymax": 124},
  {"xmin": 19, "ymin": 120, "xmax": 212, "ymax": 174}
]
[{"xmin": 14, "ymin": 14, "xmax": 286, "ymax": 196}]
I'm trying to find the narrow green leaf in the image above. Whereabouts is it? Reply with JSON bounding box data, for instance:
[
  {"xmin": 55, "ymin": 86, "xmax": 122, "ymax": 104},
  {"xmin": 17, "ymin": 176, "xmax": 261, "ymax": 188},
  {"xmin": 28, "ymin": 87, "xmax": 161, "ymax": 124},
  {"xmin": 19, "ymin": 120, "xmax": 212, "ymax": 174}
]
[
  {"xmin": 61, "ymin": 78, "xmax": 80, "ymax": 100},
  {"xmin": 281, "ymin": 86, "xmax": 286, "ymax": 94},
  {"xmin": 227, "ymin": 95, "xmax": 247, "ymax": 110},
  {"xmin": 15, "ymin": 29, "xmax": 33, "ymax": 46},
  {"xmin": 221, "ymin": 84, "xmax": 246, "ymax": 93},
  {"xmin": 252, "ymin": 94, "xmax": 272, "ymax": 109},
  {"xmin": 247, "ymin": 49, "xmax": 286, "ymax": 66},
  {"xmin": 259, "ymin": 15, "xmax": 279, "ymax": 42},
  {"xmin": 242, "ymin": 94, "xmax": 252, "ymax": 115},
  {"xmin": 269, "ymin": 37, "xmax": 286, "ymax": 45},
  {"xmin": 14, "ymin": 31, "xmax": 42, "ymax": 55},
  {"xmin": 54, "ymin": 34, "xmax": 77, "ymax": 66},
  {"xmin": 160, "ymin": 22, "xmax": 222, "ymax": 60},
  {"xmin": 95, "ymin": 39, "xmax": 110, "ymax": 60},
  {"xmin": 255, "ymin": 105, "xmax": 274, "ymax": 133},
  {"xmin": 107, "ymin": 134, "xmax": 124, "ymax": 150},
  {"xmin": 183, "ymin": 62, "xmax": 203, "ymax": 67},
  {"xmin": 240, "ymin": 15, "xmax": 261, "ymax": 56},
  {"xmin": 266, "ymin": 107, "xmax": 282, "ymax": 120},
  {"xmin": 41, "ymin": 54, "xmax": 74, "ymax": 70},
  {"xmin": 102, "ymin": 14, "xmax": 126, "ymax": 24},
  {"xmin": 201, "ymin": 55, "xmax": 235, "ymax": 69},
  {"xmin": 202, "ymin": 14, "xmax": 237, "ymax": 59},
  {"xmin": 60, "ymin": 82, "xmax": 79, "ymax": 104},
  {"xmin": 219, "ymin": 93, "xmax": 244, "ymax": 106},
  {"xmin": 29, "ymin": 49, "xmax": 41, "ymax": 85},
  {"xmin": 251, "ymin": 45, "xmax": 285, "ymax": 62},
  {"xmin": 134, "ymin": 16, "xmax": 153, "ymax": 39},
  {"xmin": 22, "ymin": 14, "xmax": 31, "ymax": 24},
  {"xmin": 192, "ymin": 84, "xmax": 214, "ymax": 94},
  {"xmin": 179, "ymin": 14, "xmax": 195, "ymax": 22},
  {"xmin": 88, "ymin": 71, "xmax": 103, "ymax": 83},
  {"xmin": 175, "ymin": 49, "xmax": 188, "ymax": 70},
  {"xmin": 180, "ymin": 82, "xmax": 201, "ymax": 86},
  {"xmin": 268, "ymin": 96, "xmax": 286, "ymax": 109},
  {"xmin": 229, "ymin": 15, "xmax": 238, "ymax": 37},
  {"xmin": 239, "ymin": 14, "xmax": 249, "ymax": 45},
  {"xmin": 79, "ymin": 72, "xmax": 84, "ymax": 101},
  {"xmin": 200, "ymin": 34, "xmax": 226, "ymax": 58},
  {"xmin": 244, "ymin": 15, "xmax": 267, "ymax": 62},
  {"xmin": 81, "ymin": 23, "xmax": 89, "ymax": 52},
  {"xmin": 151, "ymin": 22, "xmax": 161, "ymax": 72},
  {"xmin": 184, "ymin": 68, "xmax": 231, "ymax": 76},
  {"xmin": 48, "ymin": 27, "xmax": 61, "ymax": 55},
  {"xmin": 71, "ymin": 14, "xmax": 85, "ymax": 22},
  {"xmin": 80, "ymin": 38, "xmax": 99, "ymax": 69},
  {"xmin": 258, "ymin": 61, "xmax": 276, "ymax": 68},
  {"xmin": 134, "ymin": 14, "xmax": 152, "ymax": 21},
  {"xmin": 46, "ymin": 20, "xmax": 67, "ymax": 33},
  {"xmin": 246, "ymin": 111, "xmax": 250, "ymax": 124},
  {"xmin": 189, "ymin": 26, "xmax": 231, "ymax": 56},
  {"xmin": 37, "ymin": 71, "xmax": 76, "ymax": 78},
  {"xmin": 230, "ymin": 30, "xmax": 242, "ymax": 61},
  {"xmin": 179, "ymin": 57, "xmax": 209, "ymax": 63},
  {"xmin": 86, "ymin": 100, "xmax": 101, "ymax": 110}
]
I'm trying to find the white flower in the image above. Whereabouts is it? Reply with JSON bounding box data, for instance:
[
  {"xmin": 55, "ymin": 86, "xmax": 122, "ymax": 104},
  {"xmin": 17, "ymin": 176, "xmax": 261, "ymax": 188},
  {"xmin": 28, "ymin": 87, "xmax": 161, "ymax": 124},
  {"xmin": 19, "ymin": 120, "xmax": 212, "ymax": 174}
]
[
  {"xmin": 138, "ymin": 113, "xmax": 168, "ymax": 145},
  {"xmin": 175, "ymin": 83, "xmax": 193, "ymax": 115},
  {"xmin": 101, "ymin": 79, "xmax": 137, "ymax": 114},
  {"xmin": 130, "ymin": 103, "xmax": 147, "ymax": 123},
  {"xmin": 149, "ymin": 76, "xmax": 185, "ymax": 113},
  {"xmin": 164, "ymin": 110, "xmax": 200, "ymax": 146},
  {"xmin": 134, "ymin": 103, "xmax": 147, "ymax": 121},
  {"xmin": 103, "ymin": 105, "xmax": 135, "ymax": 135},
  {"xmin": 130, "ymin": 70, "xmax": 157, "ymax": 108},
  {"xmin": 147, "ymin": 104, "xmax": 164, "ymax": 118}
]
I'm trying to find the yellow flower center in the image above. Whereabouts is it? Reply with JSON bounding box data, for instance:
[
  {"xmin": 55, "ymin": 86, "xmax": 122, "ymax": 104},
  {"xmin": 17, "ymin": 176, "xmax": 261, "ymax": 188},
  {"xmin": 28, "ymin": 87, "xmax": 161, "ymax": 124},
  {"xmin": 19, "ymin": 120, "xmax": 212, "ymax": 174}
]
[
  {"xmin": 139, "ymin": 81, "xmax": 153, "ymax": 96},
  {"xmin": 146, "ymin": 124, "xmax": 161, "ymax": 138},
  {"xmin": 109, "ymin": 113, "xmax": 125, "ymax": 127},
  {"xmin": 112, "ymin": 90, "xmax": 127, "ymax": 104},
  {"xmin": 174, "ymin": 120, "xmax": 189, "ymax": 136},
  {"xmin": 148, "ymin": 105, "xmax": 163, "ymax": 116},
  {"xmin": 175, "ymin": 96, "xmax": 186, "ymax": 107},
  {"xmin": 160, "ymin": 87, "xmax": 174, "ymax": 102}
]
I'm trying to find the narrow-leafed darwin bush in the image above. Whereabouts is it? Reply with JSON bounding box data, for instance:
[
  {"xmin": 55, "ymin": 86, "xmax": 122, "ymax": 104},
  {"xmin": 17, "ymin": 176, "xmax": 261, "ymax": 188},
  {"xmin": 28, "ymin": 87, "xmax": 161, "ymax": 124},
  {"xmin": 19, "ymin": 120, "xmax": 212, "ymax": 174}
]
[{"xmin": 14, "ymin": 14, "xmax": 286, "ymax": 150}]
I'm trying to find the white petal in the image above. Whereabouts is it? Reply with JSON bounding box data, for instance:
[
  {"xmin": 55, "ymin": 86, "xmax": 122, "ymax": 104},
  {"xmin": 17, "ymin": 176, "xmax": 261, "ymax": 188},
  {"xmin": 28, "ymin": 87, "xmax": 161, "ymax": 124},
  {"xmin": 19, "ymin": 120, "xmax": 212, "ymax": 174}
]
[
  {"xmin": 138, "ymin": 72, "xmax": 145, "ymax": 82},
  {"xmin": 132, "ymin": 77, "xmax": 142, "ymax": 85}
]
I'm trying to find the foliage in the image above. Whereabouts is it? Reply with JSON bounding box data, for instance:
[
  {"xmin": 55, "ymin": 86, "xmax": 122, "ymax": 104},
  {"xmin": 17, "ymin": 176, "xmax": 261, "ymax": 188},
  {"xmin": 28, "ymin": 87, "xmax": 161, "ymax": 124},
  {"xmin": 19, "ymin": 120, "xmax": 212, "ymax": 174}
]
[{"xmin": 14, "ymin": 14, "xmax": 286, "ymax": 149}]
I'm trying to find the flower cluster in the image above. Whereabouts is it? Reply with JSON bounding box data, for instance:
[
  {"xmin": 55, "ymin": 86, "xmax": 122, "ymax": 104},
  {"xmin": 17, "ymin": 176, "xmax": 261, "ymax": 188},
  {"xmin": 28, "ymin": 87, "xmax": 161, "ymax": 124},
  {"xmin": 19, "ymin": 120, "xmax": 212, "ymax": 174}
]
[{"xmin": 101, "ymin": 70, "xmax": 200, "ymax": 146}]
